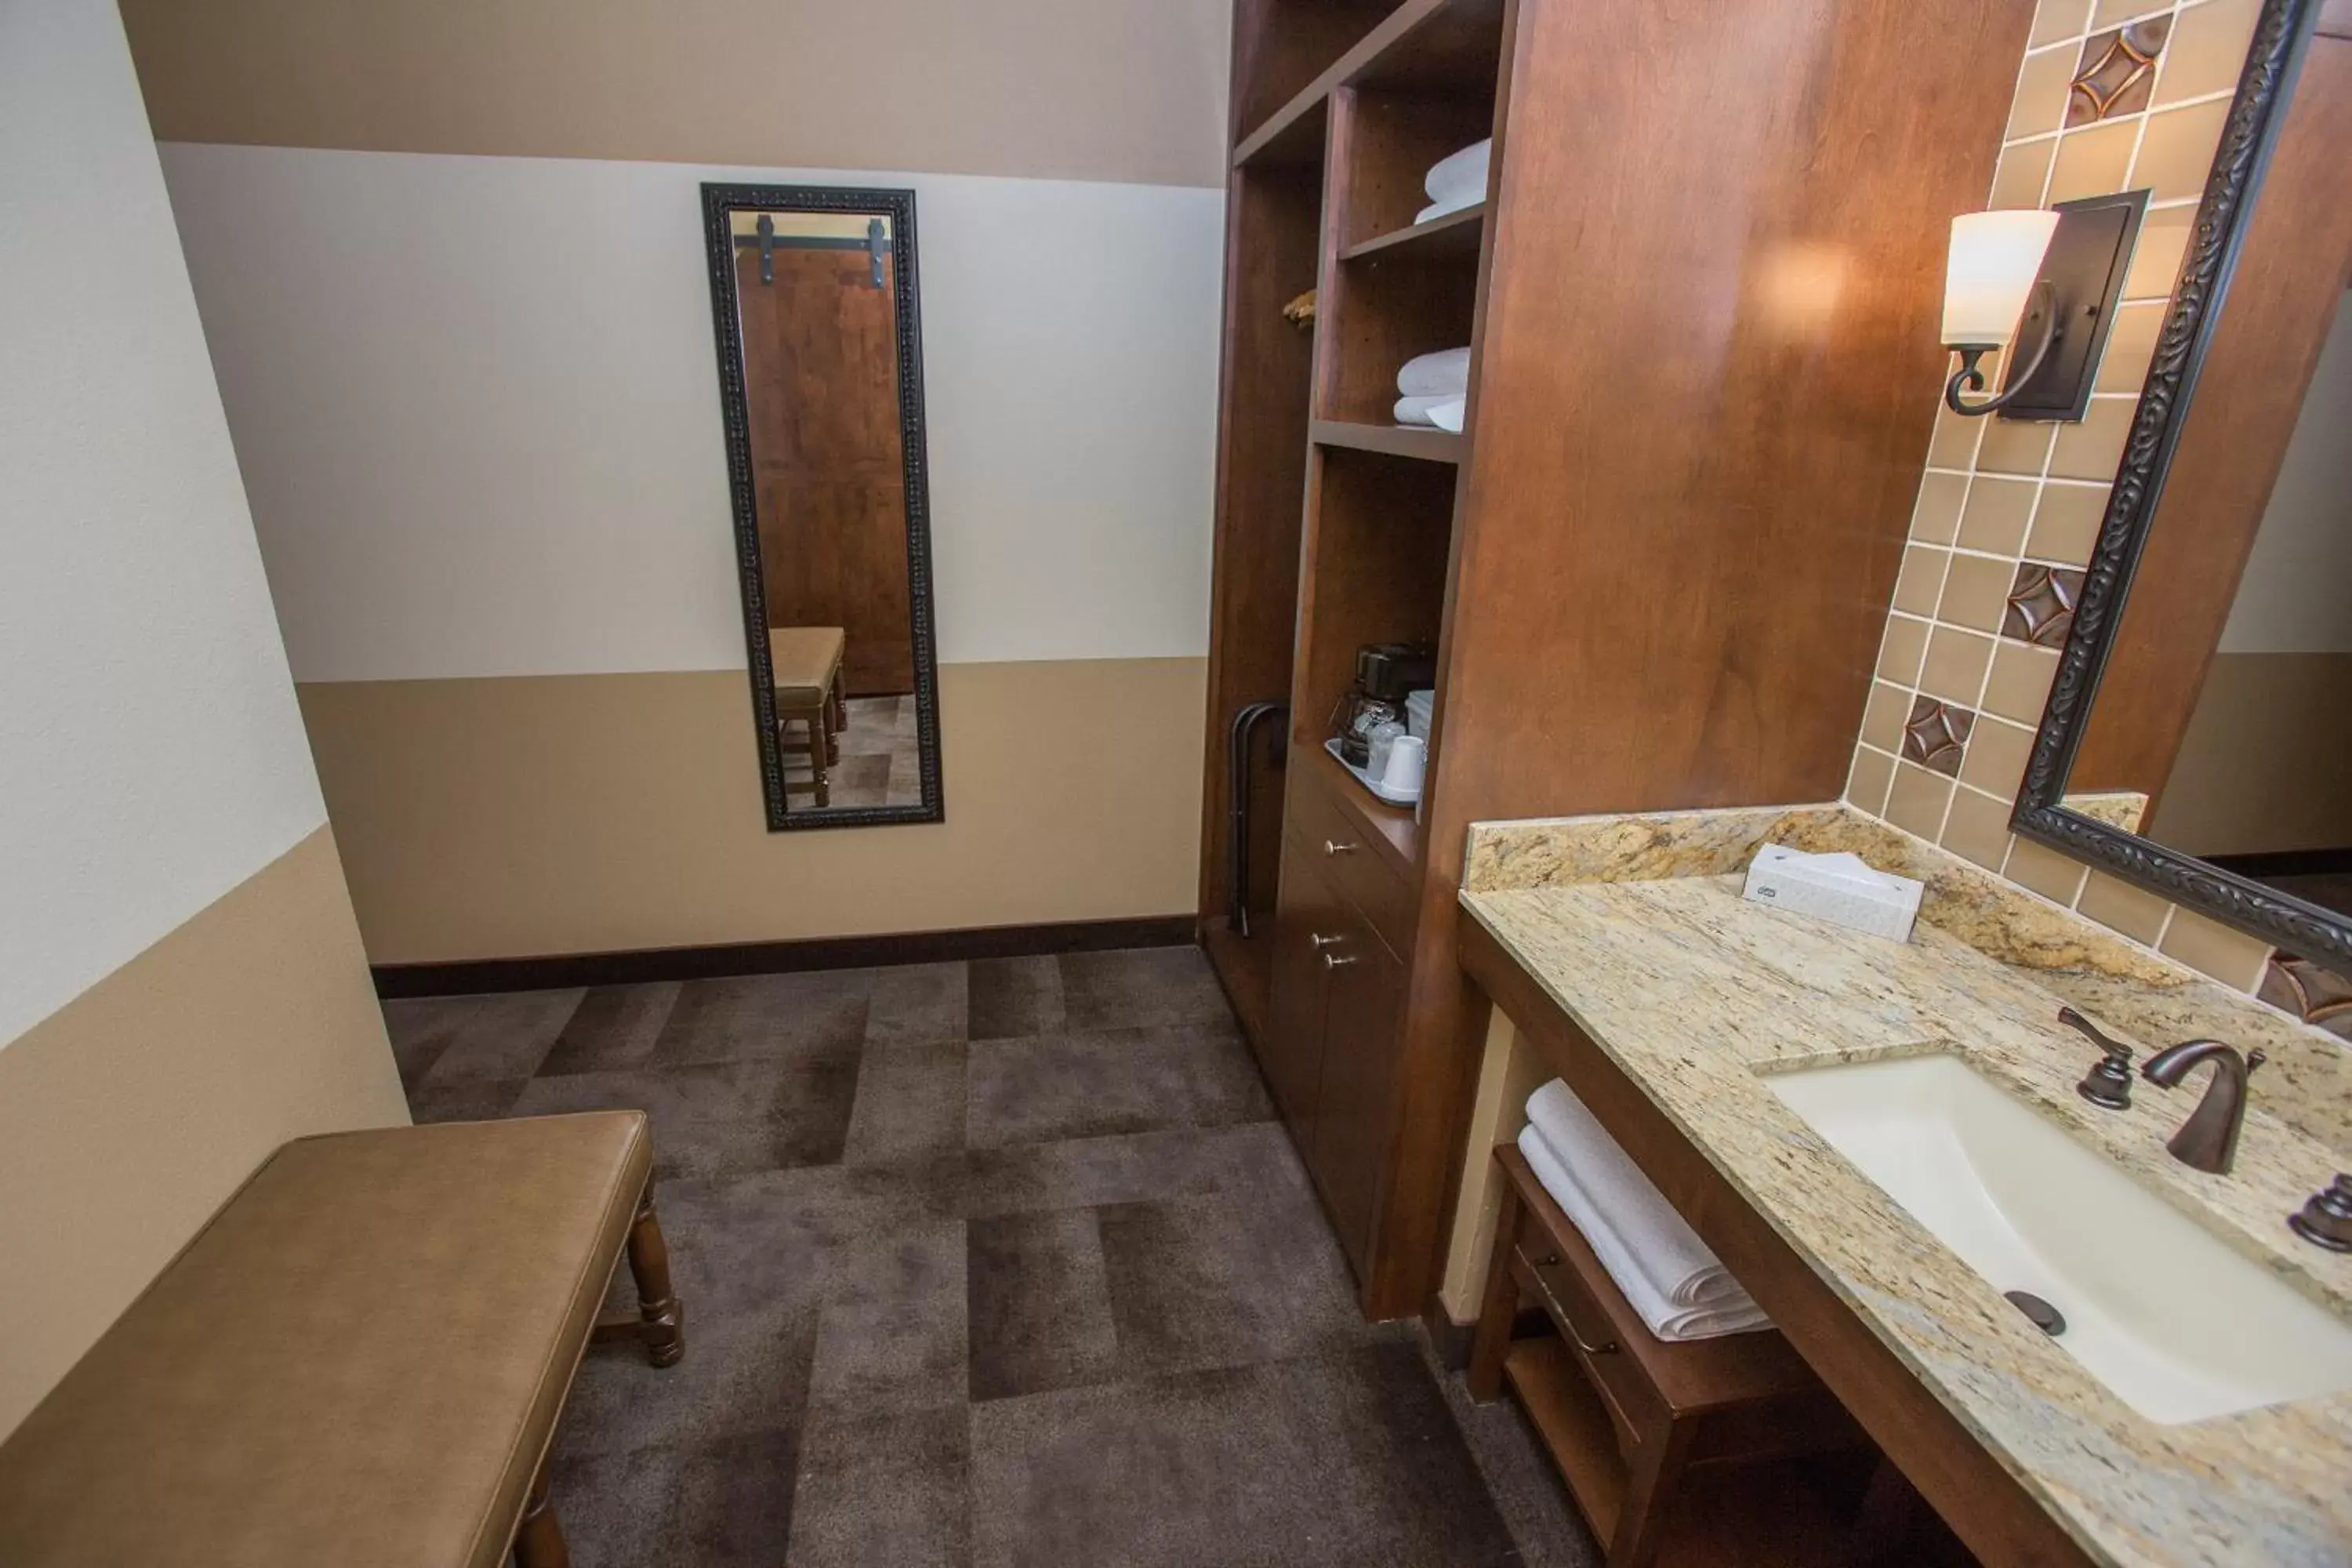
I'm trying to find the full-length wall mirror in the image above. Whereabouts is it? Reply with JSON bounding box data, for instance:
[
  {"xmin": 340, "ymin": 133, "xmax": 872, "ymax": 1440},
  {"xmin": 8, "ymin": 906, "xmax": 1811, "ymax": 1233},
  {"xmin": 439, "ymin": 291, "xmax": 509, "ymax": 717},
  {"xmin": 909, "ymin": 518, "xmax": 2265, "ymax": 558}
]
[
  {"xmin": 2016, "ymin": 0, "xmax": 2352, "ymax": 989},
  {"xmin": 702, "ymin": 184, "xmax": 944, "ymax": 829}
]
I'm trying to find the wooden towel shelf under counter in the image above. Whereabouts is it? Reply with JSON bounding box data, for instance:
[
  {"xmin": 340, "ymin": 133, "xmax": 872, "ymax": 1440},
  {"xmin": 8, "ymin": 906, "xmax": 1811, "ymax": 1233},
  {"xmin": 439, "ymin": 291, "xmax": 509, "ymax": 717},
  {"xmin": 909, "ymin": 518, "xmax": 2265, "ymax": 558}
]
[{"xmin": 1471, "ymin": 1142, "xmax": 1866, "ymax": 1567}]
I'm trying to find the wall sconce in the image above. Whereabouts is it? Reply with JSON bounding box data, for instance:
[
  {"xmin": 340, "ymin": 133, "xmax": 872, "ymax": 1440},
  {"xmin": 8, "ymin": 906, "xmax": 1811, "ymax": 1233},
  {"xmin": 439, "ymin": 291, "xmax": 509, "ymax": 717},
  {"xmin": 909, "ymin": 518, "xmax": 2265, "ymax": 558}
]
[{"xmin": 1941, "ymin": 192, "xmax": 2147, "ymax": 420}]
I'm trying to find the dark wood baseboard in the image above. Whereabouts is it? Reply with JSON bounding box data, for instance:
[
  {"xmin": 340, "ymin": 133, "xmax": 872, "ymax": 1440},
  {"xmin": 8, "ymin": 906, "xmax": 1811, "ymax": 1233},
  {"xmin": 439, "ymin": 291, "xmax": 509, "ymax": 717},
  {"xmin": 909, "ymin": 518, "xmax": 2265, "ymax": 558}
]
[
  {"xmin": 373, "ymin": 915, "xmax": 1198, "ymax": 998},
  {"xmin": 1421, "ymin": 1294, "xmax": 1476, "ymax": 1372}
]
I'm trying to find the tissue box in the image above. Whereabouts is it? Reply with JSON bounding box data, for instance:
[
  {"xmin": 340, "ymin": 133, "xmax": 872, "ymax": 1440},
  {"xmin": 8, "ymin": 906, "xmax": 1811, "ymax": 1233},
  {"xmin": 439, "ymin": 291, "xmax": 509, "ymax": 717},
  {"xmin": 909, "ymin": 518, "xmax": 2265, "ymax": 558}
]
[{"xmin": 1741, "ymin": 845, "xmax": 1922, "ymax": 942}]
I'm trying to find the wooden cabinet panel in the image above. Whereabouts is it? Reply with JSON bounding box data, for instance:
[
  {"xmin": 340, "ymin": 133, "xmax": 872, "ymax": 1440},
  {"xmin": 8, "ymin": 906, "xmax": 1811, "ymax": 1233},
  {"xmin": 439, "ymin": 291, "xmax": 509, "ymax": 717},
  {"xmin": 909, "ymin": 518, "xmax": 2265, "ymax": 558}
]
[
  {"xmin": 1312, "ymin": 911, "xmax": 1406, "ymax": 1273},
  {"xmin": 1267, "ymin": 831, "xmax": 1341, "ymax": 1135},
  {"xmin": 1269, "ymin": 823, "xmax": 1410, "ymax": 1278},
  {"xmin": 1284, "ymin": 756, "xmax": 1416, "ymax": 958}
]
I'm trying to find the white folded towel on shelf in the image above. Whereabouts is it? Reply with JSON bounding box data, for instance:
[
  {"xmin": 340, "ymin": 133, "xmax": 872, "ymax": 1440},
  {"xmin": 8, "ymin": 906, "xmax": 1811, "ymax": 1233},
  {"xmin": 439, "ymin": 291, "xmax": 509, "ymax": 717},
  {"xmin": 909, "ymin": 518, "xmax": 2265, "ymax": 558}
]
[
  {"xmin": 1396, "ymin": 347, "xmax": 1472, "ymax": 398},
  {"xmin": 1526, "ymin": 1079, "xmax": 1751, "ymax": 1312},
  {"xmin": 1392, "ymin": 394, "xmax": 1466, "ymax": 431},
  {"xmin": 1424, "ymin": 137, "xmax": 1492, "ymax": 207},
  {"xmin": 1518, "ymin": 1123, "xmax": 1771, "ymax": 1343}
]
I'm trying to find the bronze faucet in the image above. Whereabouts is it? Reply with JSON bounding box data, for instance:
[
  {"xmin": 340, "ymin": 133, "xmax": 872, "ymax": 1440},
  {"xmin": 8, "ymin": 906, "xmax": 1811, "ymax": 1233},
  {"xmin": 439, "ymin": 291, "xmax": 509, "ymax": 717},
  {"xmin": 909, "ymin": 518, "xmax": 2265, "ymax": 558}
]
[{"xmin": 2140, "ymin": 1040, "xmax": 2267, "ymax": 1175}]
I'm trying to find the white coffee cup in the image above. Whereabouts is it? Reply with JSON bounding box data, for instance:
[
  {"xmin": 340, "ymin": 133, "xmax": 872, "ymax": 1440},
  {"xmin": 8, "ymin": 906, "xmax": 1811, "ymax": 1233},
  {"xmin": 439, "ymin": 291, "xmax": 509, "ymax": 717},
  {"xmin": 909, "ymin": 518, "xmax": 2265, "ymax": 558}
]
[{"xmin": 1380, "ymin": 733, "xmax": 1427, "ymax": 797}]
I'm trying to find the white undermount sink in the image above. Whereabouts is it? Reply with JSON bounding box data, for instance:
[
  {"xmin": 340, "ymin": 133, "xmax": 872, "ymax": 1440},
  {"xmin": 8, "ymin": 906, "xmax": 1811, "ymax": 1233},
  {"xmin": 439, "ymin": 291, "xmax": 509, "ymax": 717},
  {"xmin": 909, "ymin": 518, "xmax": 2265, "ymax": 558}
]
[{"xmin": 1766, "ymin": 1054, "xmax": 2352, "ymax": 1425}]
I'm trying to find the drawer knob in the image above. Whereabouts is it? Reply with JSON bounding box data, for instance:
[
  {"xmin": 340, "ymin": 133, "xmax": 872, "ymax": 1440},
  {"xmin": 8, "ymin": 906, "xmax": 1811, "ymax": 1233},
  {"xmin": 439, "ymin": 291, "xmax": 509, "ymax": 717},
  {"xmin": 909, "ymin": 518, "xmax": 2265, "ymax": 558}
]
[
  {"xmin": 1323, "ymin": 839, "xmax": 1357, "ymax": 856},
  {"xmin": 1309, "ymin": 932, "xmax": 1341, "ymax": 949},
  {"xmin": 1538, "ymin": 1252, "xmax": 1561, "ymax": 1267},
  {"xmin": 1323, "ymin": 952, "xmax": 1361, "ymax": 969}
]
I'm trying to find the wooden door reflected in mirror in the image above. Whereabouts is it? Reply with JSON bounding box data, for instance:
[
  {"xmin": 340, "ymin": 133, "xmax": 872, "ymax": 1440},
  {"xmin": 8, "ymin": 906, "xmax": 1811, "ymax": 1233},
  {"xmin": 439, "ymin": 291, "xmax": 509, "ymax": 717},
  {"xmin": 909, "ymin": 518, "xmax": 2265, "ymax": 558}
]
[{"xmin": 703, "ymin": 187, "xmax": 942, "ymax": 829}]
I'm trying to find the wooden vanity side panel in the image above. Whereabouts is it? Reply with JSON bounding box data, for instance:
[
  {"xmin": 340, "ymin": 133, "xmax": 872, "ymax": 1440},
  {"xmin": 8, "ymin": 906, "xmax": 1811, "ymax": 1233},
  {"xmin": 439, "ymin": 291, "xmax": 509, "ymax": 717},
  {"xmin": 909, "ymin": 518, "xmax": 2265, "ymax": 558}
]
[
  {"xmin": 1458, "ymin": 916, "xmax": 2092, "ymax": 1566},
  {"xmin": 1440, "ymin": 0, "xmax": 2035, "ymax": 825}
]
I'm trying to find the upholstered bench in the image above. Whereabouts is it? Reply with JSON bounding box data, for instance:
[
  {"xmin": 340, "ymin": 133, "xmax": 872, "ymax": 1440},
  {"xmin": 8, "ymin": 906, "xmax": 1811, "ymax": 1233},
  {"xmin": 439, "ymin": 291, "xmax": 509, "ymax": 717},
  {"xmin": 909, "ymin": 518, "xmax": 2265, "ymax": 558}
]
[
  {"xmin": 0, "ymin": 1112, "xmax": 682, "ymax": 1567},
  {"xmin": 770, "ymin": 623, "xmax": 847, "ymax": 806}
]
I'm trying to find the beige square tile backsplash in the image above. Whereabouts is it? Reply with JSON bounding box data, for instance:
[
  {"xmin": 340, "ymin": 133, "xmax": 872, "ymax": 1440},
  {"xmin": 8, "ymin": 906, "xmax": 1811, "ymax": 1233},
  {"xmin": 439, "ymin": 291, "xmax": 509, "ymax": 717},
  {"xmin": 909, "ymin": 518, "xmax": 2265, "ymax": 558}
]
[{"xmin": 1841, "ymin": 0, "xmax": 2279, "ymax": 993}]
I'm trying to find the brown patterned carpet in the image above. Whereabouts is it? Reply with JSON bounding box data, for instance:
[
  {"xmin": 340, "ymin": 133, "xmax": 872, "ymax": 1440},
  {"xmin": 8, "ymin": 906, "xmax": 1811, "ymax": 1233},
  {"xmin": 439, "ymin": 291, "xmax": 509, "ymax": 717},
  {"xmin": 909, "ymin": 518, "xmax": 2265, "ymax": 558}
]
[{"xmin": 383, "ymin": 945, "xmax": 1592, "ymax": 1566}]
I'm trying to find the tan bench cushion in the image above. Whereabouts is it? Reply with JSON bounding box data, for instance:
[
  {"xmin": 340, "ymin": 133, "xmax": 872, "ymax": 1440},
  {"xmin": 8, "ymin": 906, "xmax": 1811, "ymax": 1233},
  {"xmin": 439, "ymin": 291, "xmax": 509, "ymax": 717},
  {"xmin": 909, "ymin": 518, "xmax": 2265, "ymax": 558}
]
[
  {"xmin": 0, "ymin": 1112, "xmax": 650, "ymax": 1568},
  {"xmin": 769, "ymin": 624, "xmax": 844, "ymax": 707}
]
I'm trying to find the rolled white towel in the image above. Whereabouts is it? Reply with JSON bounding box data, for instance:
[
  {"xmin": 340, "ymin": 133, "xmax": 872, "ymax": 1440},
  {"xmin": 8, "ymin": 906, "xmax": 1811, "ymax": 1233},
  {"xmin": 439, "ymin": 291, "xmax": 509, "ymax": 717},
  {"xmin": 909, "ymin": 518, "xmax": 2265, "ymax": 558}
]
[
  {"xmin": 1424, "ymin": 137, "xmax": 1492, "ymax": 207},
  {"xmin": 1527, "ymin": 1079, "xmax": 1742, "ymax": 1310},
  {"xmin": 1519, "ymin": 1126, "xmax": 1770, "ymax": 1342},
  {"xmin": 1392, "ymin": 394, "xmax": 1466, "ymax": 430},
  {"xmin": 1396, "ymin": 347, "xmax": 1471, "ymax": 398}
]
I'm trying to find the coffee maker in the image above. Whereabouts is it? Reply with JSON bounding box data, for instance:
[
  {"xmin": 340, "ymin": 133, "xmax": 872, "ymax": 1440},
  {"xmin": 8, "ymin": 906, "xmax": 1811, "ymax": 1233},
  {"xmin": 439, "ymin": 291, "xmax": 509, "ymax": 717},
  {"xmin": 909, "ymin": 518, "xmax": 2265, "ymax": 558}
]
[{"xmin": 1333, "ymin": 641, "xmax": 1436, "ymax": 767}]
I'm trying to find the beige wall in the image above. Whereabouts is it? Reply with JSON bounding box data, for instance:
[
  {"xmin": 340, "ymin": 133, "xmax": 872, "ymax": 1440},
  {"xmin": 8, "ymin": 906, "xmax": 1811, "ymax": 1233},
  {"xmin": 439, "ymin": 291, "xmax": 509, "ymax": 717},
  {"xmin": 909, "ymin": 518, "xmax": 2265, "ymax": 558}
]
[
  {"xmin": 299, "ymin": 659, "xmax": 1207, "ymax": 964},
  {"xmin": 1842, "ymin": 0, "xmax": 2283, "ymax": 989},
  {"xmin": 119, "ymin": 0, "xmax": 1230, "ymax": 187},
  {"xmin": 0, "ymin": 831, "xmax": 408, "ymax": 1433}
]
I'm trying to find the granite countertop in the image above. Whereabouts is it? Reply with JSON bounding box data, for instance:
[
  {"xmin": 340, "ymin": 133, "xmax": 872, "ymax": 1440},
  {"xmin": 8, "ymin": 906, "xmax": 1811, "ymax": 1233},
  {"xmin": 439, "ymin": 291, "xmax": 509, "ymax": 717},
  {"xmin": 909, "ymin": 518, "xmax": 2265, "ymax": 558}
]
[{"xmin": 1457, "ymin": 803, "xmax": 2352, "ymax": 1567}]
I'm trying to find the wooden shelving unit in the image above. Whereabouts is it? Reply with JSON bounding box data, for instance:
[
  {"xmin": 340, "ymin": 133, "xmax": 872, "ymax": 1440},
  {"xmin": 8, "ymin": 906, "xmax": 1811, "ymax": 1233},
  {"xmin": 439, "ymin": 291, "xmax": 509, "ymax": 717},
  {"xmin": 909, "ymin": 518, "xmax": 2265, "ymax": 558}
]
[{"xmin": 1197, "ymin": 0, "xmax": 2035, "ymax": 1325}]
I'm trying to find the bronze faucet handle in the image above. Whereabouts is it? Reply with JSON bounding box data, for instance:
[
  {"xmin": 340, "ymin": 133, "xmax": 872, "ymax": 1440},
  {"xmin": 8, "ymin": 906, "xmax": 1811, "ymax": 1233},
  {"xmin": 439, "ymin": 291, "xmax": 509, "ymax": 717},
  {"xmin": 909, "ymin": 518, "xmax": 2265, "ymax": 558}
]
[
  {"xmin": 2290, "ymin": 1175, "xmax": 2352, "ymax": 1252},
  {"xmin": 2059, "ymin": 1007, "xmax": 2134, "ymax": 1109}
]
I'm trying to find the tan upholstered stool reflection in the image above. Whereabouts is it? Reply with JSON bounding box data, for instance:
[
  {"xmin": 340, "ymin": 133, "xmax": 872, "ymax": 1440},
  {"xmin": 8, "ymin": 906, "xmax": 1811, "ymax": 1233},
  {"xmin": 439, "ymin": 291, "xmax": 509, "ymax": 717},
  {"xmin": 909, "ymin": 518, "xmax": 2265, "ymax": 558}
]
[{"xmin": 769, "ymin": 626, "xmax": 846, "ymax": 807}]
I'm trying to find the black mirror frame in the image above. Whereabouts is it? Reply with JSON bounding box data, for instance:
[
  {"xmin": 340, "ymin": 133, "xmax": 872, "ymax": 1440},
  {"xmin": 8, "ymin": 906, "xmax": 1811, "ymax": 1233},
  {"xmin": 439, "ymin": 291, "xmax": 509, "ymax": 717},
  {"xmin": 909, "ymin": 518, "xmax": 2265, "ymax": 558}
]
[
  {"xmin": 2011, "ymin": 0, "xmax": 2347, "ymax": 970},
  {"xmin": 699, "ymin": 183, "xmax": 946, "ymax": 831}
]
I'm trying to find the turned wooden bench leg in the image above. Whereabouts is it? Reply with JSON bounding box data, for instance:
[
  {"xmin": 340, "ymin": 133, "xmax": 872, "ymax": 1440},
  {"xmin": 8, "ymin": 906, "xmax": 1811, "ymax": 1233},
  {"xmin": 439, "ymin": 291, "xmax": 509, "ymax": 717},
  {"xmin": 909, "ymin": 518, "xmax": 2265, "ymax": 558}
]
[
  {"xmin": 590, "ymin": 1189, "xmax": 685, "ymax": 1367},
  {"xmin": 514, "ymin": 1459, "xmax": 571, "ymax": 1568}
]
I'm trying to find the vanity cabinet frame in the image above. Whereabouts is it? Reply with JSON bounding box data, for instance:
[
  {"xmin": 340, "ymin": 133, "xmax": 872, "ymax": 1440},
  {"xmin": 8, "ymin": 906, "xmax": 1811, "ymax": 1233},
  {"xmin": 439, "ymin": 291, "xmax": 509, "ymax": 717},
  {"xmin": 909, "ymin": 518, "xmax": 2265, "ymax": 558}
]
[{"xmin": 1458, "ymin": 916, "xmax": 2093, "ymax": 1566}]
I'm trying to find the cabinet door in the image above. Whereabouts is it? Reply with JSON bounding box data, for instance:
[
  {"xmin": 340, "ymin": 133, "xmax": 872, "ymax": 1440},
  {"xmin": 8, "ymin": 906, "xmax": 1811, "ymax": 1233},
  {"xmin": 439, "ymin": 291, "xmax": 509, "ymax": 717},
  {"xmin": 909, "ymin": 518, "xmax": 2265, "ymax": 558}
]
[
  {"xmin": 1265, "ymin": 831, "xmax": 1341, "ymax": 1142},
  {"xmin": 1312, "ymin": 919, "xmax": 1406, "ymax": 1276}
]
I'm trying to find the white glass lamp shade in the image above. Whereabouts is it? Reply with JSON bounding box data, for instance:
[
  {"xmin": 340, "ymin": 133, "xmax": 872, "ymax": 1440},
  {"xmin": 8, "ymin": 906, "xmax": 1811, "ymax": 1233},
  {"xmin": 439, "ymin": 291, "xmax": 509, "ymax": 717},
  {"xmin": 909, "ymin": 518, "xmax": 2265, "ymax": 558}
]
[{"xmin": 1942, "ymin": 210, "xmax": 2060, "ymax": 348}]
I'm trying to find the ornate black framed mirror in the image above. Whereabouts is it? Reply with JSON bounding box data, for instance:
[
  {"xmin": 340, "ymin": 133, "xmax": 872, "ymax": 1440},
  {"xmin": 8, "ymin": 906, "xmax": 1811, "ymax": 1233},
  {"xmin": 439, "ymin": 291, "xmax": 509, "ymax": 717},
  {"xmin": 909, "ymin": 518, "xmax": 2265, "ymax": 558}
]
[
  {"xmin": 2013, "ymin": 0, "xmax": 2352, "ymax": 974},
  {"xmin": 701, "ymin": 183, "xmax": 945, "ymax": 830}
]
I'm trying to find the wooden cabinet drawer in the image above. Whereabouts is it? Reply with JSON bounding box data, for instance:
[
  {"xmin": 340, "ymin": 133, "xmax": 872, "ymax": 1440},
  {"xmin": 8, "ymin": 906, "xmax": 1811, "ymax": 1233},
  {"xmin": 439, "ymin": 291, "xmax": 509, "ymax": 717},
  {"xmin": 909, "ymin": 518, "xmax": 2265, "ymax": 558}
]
[
  {"xmin": 1512, "ymin": 1202, "xmax": 1663, "ymax": 1451},
  {"xmin": 1284, "ymin": 760, "xmax": 1414, "ymax": 958}
]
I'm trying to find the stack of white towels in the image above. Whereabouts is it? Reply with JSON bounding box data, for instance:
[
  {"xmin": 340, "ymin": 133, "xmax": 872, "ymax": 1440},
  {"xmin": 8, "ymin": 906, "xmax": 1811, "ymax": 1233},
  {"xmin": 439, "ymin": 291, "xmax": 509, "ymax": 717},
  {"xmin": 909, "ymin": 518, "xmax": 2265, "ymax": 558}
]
[
  {"xmin": 1417, "ymin": 137, "xmax": 1490, "ymax": 224},
  {"xmin": 1395, "ymin": 347, "xmax": 1468, "ymax": 432},
  {"xmin": 1517, "ymin": 1079, "xmax": 1771, "ymax": 1342}
]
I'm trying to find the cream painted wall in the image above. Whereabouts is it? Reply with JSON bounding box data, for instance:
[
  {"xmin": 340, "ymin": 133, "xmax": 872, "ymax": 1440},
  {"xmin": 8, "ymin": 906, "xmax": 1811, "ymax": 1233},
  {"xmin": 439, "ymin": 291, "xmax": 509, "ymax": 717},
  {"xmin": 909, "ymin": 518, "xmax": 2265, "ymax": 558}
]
[
  {"xmin": 158, "ymin": 143, "xmax": 1225, "ymax": 683},
  {"xmin": 2219, "ymin": 289, "xmax": 2352, "ymax": 655},
  {"xmin": 0, "ymin": 0, "xmax": 407, "ymax": 1433},
  {"xmin": 0, "ymin": 3, "xmax": 328, "ymax": 1046}
]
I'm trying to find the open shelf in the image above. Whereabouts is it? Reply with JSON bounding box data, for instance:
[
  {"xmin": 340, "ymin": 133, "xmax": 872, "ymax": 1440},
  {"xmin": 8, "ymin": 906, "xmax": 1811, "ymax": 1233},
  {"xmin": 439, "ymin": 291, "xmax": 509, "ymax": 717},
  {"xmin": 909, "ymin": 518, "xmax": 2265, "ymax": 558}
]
[
  {"xmin": 1316, "ymin": 198, "xmax": 1480, "ymax": 429},
  {"xmin": 1290, "ymin": 441, "xmax": 1450, "ymax": 884},
  {"xmin": 1341, "ymin": 202, "xmax": 1485, "ymax": 263},
  {"xmin": 1312, "ymin": 419, "xmax": 1462, "ymax": 463},
  {"xmin": 1231, "ymin": 0, "xmax": 1403, "ymax": 155},
  {"xmin": 1504, "ymin": 1334, "xmax": 1869, "ymax": 1565},
  {"xmin": 1506, "ymin": 1338, "xmax": 1628, "ymax": 1543},
  {"xmin": 1235, "ymin": 0, "xmax": 1508, "ymax": 168}
]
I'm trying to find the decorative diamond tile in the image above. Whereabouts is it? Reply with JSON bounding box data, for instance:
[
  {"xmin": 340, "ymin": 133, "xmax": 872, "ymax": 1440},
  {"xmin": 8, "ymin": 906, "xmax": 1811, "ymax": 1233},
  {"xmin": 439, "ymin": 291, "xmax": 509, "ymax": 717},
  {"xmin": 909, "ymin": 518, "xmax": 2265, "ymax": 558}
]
[
  {"xmin": 1901, "ymin": 695, "xmax": 1975, "ymax": 777},
  {"xmin": 2069, "ymin": 18, "xmax": 2170, "ymax": 125},
  {"xmin": 2004, "ymin": 562, "xmax": 2087, "ymax": 647}
]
